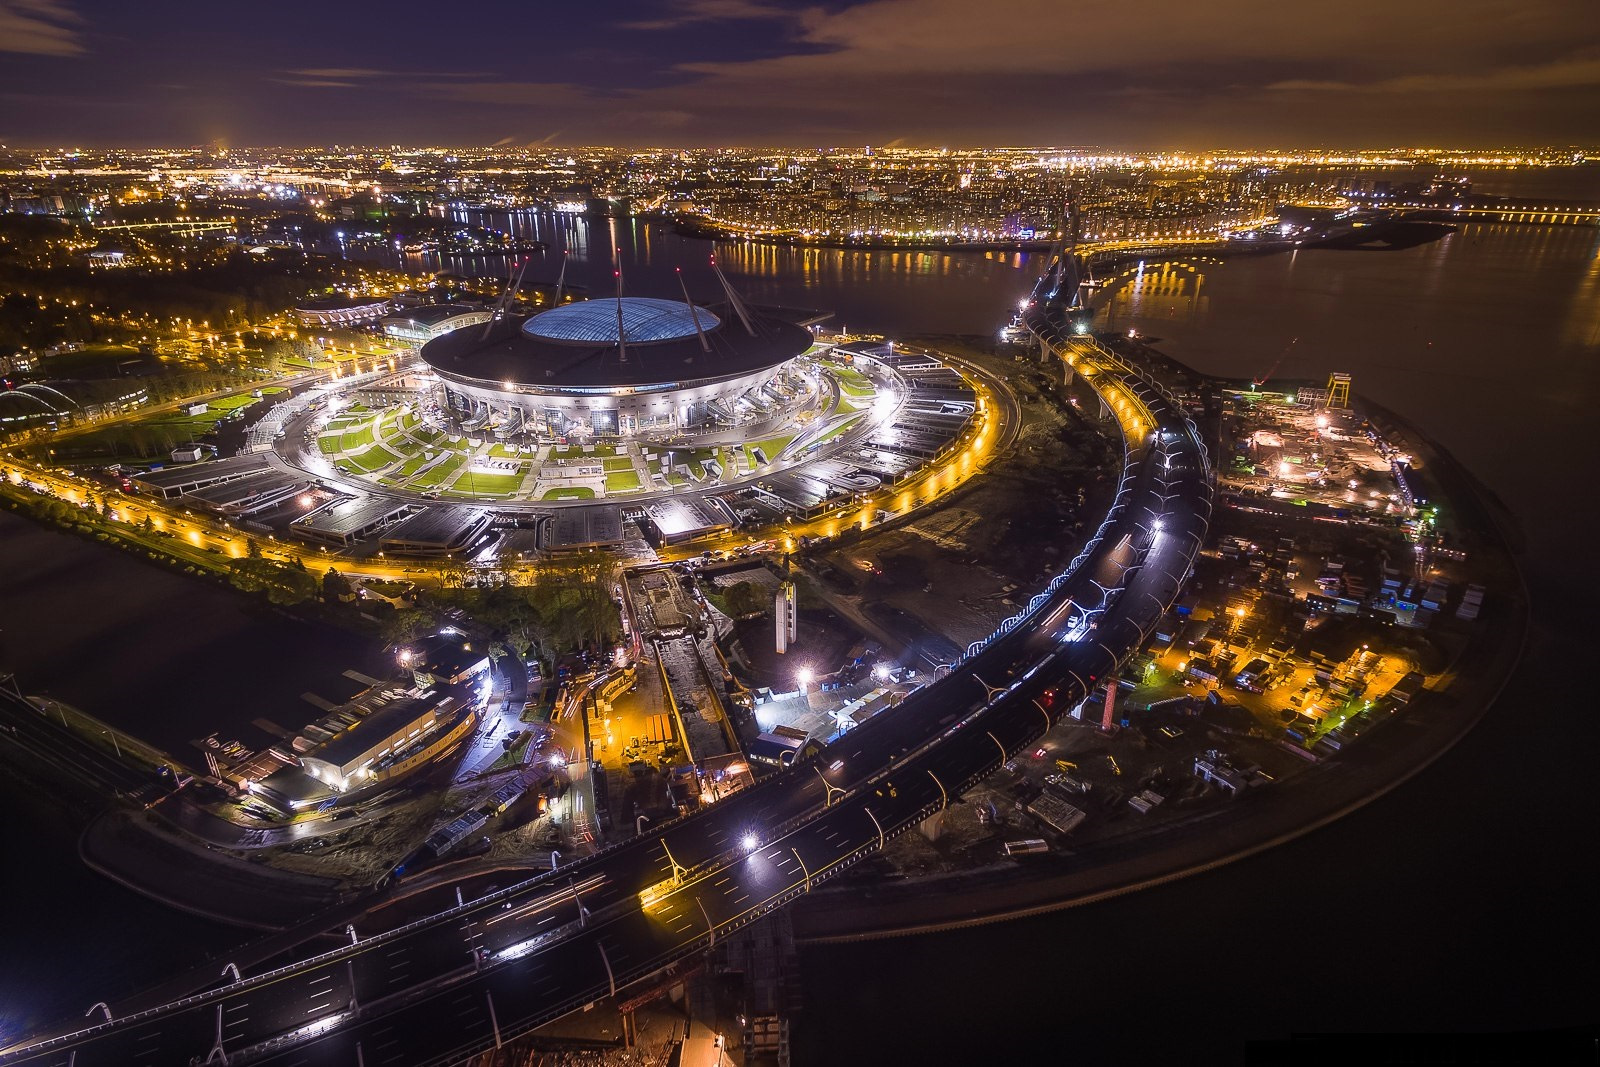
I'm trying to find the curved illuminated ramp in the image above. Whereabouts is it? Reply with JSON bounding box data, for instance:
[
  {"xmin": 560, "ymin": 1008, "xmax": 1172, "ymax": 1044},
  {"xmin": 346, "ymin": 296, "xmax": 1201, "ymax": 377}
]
[{"xmin": 0, "ymin": 299, "xmax": 1211, "ymax": 1067}]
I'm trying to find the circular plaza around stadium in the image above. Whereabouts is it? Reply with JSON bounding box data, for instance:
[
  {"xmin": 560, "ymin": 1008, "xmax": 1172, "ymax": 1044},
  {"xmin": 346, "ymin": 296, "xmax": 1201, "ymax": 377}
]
[{"xmin": 202, "ymin": 292, "xmax": 1002, "ymax": 555}]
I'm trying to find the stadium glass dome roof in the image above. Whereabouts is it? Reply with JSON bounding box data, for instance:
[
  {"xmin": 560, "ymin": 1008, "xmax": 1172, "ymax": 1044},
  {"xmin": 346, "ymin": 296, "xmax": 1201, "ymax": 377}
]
[{"xmin": 522, "ymin": 297, "xmax": 722, "ymax": 345}]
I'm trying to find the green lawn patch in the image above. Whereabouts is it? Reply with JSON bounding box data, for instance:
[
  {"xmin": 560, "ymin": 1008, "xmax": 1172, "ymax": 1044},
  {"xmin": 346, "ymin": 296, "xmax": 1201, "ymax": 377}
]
[
  {"xmin": 450, "ymin": 470, "xmax": 525, "ymax": 496},
  {"xmin": 391, "ymin": 452, "xmax": 432, "ymax": 479},
  {"xmin": 209, "ymin": 393, "xmax": 260, "ymax": 413},
  {"xmin": 744, "ymin": 434, "xmax": 794, "ymax": 467},
  {"xmin": 602, "ymin": 456, "xmax": 635, "ymax": 472},
  {"xmin": 541, "ymin": 486, "xmax": 595, "ymax": 501},
  {"xmin": 339, "ymin": 422, "xmax": 376, "ymax": 452},
  {"xmin": 346, "ymin": 445, "xmax": 401, "ymax": 473},
  {"xmin": 550, "ymin": 442, "xmax": 616, "ymax": 460},
  {"xmin": 604, "ymin": 470, "xmax": 642, "ymax": 492},
  {"xmin": 317, "ymin": 434, "xmax": 343, "ymax": 454},
  {"xmin": 809, "ymin": 413, "xmax": 864, "ymax": 448},
  {"xmin": 411, "ymin": 454, "xmax": 466, "ymax": 488},
  {"xmin": 835, "ymin": 367, "xmax": 875, "ymax": 397}
]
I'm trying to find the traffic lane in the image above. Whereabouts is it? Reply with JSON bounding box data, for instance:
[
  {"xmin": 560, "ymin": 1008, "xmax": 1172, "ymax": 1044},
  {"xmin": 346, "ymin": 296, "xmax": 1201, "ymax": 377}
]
[
  {"xmin": 10, "ymin": 375, "xmax": 1207, "ymax": 1066},
  {"xmin": 252, "ymin": 902, "xmax": 636, "ymax": 1064},
  {"xmin": 266, "ymin": 465, "xmax": 1187, "ymax": 1062},
  {"xmin": 357, "ymin": 909, "xmax": 673, "ymax": 1066},
  {"xmin": 2, "ymin": 878, "xmax": 597, "ymax": 1067}
]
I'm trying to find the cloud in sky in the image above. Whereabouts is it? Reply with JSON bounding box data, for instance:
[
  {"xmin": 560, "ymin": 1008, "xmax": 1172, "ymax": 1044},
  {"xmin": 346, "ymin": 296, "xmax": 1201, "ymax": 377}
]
[
  {"xmin": 1, "ymin": 0, "xmax": 1596, "ymax": 145},
  {"xmin": 617, "ymin": 0, "xmax": 800, "ymax": 32},
  {"xmin": 0, "ymin": 0, "xmax": 84, "ymax": 57},
  {"xmin": 406, "ymin": 0, "xmax": 1600, "ymax": 145},
  {"xmin": 1267, "ymin": 53, "xmax": 1600, "ymax": 94}
]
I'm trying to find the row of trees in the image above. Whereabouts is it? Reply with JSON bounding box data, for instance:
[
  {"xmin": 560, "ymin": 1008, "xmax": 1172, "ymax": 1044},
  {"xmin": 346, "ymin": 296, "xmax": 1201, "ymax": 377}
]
[
  {"xmin": 381, "ymin": 557, "xmax": 624, "ymax": 670},
  {"xmin": 227, "ymin": 555, "xmax": 318, "ymax": 605}
]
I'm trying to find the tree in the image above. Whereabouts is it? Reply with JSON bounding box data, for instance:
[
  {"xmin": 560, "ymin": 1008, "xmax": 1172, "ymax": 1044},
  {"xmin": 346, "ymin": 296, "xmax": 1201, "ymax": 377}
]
[
  {"xmin": 723, "ymin": 581, "xmax": 767, "ymax": 618},
  {"xmin": 227, "ymin": 557, "xmax": 316, "ymax": 605},
  {"xmin": 382, "ymin": 607, "xmax": 434, "ymax": 646},
  {"xmin": 322, "ymin": 567, "xmax": 355, "ymax": 603},
  {"xmin": 436, "ymin": 555, "xmax": 470, "ymax": 589},
  {"xmin": 245, "ymin": 535, "xmax": 263, "ymax": 559}
]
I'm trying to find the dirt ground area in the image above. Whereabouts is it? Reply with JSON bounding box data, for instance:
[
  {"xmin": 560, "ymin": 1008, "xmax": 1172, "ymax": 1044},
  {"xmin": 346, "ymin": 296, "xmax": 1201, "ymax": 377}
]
[
  {"xmin": 726, "ymin": 608, "xmax": 863, "ymax": 689},
  {"xmin": 810, "ymin": 342, "xmax": 1119, "ymax": 651}
]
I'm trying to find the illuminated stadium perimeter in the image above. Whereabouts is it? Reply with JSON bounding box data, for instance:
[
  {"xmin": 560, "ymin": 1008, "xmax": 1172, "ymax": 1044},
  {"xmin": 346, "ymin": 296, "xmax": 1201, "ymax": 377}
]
[
  {"xmin": 424, "ymin": 296, "xmax": 817, "ymax": 439},
  {"xmin": 231, "ymin": 294, "xmax": 997, "ymax": 555}
]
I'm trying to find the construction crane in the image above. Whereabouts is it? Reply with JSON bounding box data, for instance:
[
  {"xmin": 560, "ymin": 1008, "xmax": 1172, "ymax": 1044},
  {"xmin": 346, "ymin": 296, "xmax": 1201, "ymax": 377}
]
[{"xmin": 1251, "ymin": 337, "xmax": 1298, "ymax": 389}]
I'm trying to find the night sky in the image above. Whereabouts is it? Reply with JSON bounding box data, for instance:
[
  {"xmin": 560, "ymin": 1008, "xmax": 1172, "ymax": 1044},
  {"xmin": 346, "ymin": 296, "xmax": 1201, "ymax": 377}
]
[{"xmin": 2, "ymin": 0, "xmax": 1598, "ymax": 148}]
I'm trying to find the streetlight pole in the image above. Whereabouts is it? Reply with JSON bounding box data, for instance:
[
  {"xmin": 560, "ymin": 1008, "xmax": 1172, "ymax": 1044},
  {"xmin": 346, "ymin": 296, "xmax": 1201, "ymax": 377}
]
[
  {"xmin": 696, "ymin": 894, "xmax": 716, "ymax": 947},
  {"xmin": 485, "ymin": 990, "xmax": 502, "ymax": 1049},
  {"xmin": 864, "ymin": 807, "xmax": 885, "ymax": 850},
  {"xmin": 597, "ymin": 941, "xmax": 617, "ymax": 998},
  {"xmin": 814, "ymin": 767, "xmax": 845, "ymax": 807}
]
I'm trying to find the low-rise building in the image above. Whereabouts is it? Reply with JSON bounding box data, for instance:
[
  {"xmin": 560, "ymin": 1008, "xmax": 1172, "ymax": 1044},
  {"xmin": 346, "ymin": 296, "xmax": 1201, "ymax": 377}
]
[
  {"xmin": 380, "ymin": 304, "xmax": 493, "ymax": 346},
  {"xmin": 300, "ymin": 689, "xmax": 472, "ymax": 792}
]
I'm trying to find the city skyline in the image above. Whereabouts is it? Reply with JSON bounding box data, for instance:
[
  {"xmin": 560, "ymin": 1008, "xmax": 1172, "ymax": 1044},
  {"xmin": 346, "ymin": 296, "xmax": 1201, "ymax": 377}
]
[
  {"xmin": 3, "ymin": 0, "xmax": 1598, "ymax": 148},
  {"xmin": 0, "ymin": 4, "xmax": 1595, "ymax": 1064}
]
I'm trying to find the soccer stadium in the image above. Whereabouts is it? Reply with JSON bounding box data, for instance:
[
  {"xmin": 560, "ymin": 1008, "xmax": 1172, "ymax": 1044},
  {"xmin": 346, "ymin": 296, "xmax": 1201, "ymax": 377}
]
[{"xmin": 419, "ymin": 295, "xmax": 817, "ymax": 439}]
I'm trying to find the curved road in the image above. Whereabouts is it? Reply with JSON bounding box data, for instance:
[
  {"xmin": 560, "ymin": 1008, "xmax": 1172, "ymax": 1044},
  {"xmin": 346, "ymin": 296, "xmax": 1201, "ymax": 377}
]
[{"xmin": 0, "ymin": 256, "xmax": 1211, "ymax": 1067}]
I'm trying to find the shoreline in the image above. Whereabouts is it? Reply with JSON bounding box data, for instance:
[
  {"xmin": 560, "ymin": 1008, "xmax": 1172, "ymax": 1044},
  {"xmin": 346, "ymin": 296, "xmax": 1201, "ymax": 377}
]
[
  {"xmin": 0, "ymin": 334, "xmax": 1528, "ymax": 1005},
  {"xmin": 789, "ymin": 366, "xmax": 1529, "ymax": 943}
]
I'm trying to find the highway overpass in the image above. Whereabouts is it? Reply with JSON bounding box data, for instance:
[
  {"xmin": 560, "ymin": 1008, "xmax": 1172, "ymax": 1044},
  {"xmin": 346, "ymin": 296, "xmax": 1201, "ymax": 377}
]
[{"xmin": 1, "ymin": 249, "xmax": 1213, "ymax": 1067}]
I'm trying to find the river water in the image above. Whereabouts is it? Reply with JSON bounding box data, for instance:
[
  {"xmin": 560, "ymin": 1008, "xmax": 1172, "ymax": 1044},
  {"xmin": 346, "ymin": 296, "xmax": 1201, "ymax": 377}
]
[
  {"xmin": 794, "ymin": 225, "xmax": 1600, "ymax": 1061},
  {"xmin": 3, "ymin": 197, "xmax": 1597, "ymax": 1058}
]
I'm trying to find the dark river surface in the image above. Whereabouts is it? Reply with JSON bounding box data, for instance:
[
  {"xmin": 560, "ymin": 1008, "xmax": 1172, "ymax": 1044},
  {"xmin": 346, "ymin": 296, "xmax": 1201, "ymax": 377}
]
[{"xmin": 3, "ymin": 195, "xmax": 1598, "ymax": 1058}]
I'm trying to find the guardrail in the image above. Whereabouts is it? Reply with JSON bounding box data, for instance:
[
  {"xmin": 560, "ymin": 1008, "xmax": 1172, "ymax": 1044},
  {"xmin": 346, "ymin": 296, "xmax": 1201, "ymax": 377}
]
[{"xmin": 1, "ymin": 302, "xmax": 1214, "ymax": 1067}]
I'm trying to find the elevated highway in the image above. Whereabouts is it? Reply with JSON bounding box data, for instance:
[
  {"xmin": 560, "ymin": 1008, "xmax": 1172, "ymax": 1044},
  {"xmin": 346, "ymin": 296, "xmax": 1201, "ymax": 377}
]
[{"xmin": 1, "ymin": 257, "xmax": 1212, "ymax": 1067}]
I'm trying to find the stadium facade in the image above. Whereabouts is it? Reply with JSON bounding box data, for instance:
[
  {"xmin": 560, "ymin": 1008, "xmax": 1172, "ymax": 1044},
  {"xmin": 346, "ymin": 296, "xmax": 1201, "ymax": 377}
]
[{"xmin": 419, "ymin": 296, "xmax": 814, "ymax": 438}]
